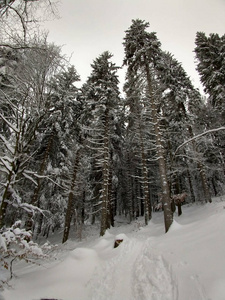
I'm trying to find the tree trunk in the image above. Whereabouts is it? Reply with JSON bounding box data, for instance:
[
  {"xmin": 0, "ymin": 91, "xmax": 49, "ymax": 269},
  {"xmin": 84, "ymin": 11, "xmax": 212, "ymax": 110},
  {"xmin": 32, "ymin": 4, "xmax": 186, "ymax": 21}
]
[
  {"xmin": 0, "ymin": 128, "xmax": 21, "ymax": 228},
  {"xmin": 81, "ymin": 191, "xmax": 85, "ymax": 224},
  {"xmin": 133, "ymin": 97, "xmax": 151, "ymax": 224},
  {"xmin": 100, "ymin": 110, "xmax": 110, "ymax": 236},
  {"xmin": 34, "ymin": 212, "xmax": 43, "ymax": 240},
  {"xmin": 107, "ymin": 166, "xmax": 114, "ymax": 228},
  {"xmin": 0, "ymin": 177, "xmax": 13, "ymax": 228},
  {"xmin": 188, "ymin": 126, "xmax": 212, "ymax": 203},
  {"xmin": 25, "ymin": 132, "xmax": 54, "ymax": 231},
  {"xmin": 126, "ymin": 151, "xmax": 134, "ymax": 223},
  {"xmin": 185, "ymin": 155, "xmax": 196, "ymax": 203},
  {"xmin": 145, "ymin": 60, "xmax": 173, "ymax": 232},
  {"xmin": 140, "ymin": 142, "xmax": 151, "ymax": 225},
  {"xmin": 197, "ymin": 161, "xmax": 212, "ymax": 203},
  {"xmin": 62, "ymin": 149, "xmax": 81, "ymax": 243},
  {"xmin": 177, "ymin": 203, "xmax": 182, "ymax": 216}
]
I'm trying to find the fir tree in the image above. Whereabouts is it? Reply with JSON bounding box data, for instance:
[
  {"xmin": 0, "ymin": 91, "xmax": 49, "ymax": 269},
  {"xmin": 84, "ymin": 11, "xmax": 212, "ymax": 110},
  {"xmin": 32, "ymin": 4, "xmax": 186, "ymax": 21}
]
[
  {"xmin": 81, "ymin": 51, "xmax": 122, "ymax": 236},
  {"xmin": 158, "ymin": 51, "xmax": 212, "ymax": 203},
  {"xmin": 123, "ymin": 19, "xmax": 173, "ymax": 232},
  {"xmin": 195, "ymin": 31, "xmax": 225, "ymax": 179},
  {"xmin": 195, "ymin": 32, "xmax": 225, "ymax": 111},
  {"xmin": 124, "ymin": 72, "xmax": 153, "ymax": 224}
]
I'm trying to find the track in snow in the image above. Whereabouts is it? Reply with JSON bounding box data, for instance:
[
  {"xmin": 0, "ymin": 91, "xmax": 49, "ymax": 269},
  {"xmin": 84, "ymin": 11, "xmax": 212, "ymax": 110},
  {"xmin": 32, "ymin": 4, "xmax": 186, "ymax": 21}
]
[
  {"xmin": 88, "ymin": 236, "xmax": 177, "ymax": 300},
  {"xmin": 133, "ymin": 240, "xmax": 178, "ymax": 300}
]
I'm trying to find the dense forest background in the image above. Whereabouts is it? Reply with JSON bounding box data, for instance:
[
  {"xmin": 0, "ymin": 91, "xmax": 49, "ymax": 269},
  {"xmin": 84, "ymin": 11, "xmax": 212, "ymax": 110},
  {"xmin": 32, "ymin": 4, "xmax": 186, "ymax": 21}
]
[{"xmin": 0, "ymin": 0, "xmax": 224, "ymax": 253}]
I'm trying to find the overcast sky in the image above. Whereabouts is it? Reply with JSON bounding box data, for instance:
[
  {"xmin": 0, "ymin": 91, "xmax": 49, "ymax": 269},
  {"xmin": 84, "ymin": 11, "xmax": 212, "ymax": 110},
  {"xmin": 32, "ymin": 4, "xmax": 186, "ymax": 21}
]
[{"xmin": 42, "ymin": 0, "xmax": 225, "ymax": 91}]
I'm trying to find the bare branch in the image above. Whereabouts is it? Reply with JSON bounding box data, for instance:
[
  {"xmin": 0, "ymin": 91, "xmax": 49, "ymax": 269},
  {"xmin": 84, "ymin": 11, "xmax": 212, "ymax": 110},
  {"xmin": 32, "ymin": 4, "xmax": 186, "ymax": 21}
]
[
  {"xmin": 7, "ymin": 6, "xmax": 27, "ymax": 42},
  {"xmin": 0, "ymin": 0, "xmax": 16, "ymax": 16}
]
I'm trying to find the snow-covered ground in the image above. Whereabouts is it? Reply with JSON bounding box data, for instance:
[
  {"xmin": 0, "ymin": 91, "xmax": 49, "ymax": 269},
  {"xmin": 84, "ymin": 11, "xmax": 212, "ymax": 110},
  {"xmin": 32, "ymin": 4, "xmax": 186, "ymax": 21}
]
[{"xmin": 1, "ymin": 197, "xmax": 225, "ymax": 300}]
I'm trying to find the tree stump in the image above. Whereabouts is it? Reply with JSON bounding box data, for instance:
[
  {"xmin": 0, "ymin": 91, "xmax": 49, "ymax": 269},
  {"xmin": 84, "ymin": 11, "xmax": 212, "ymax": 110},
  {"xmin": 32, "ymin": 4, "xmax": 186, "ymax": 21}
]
[{"xmin": 114, "ymin": 239, "xmax": 123, "ymax": 248}]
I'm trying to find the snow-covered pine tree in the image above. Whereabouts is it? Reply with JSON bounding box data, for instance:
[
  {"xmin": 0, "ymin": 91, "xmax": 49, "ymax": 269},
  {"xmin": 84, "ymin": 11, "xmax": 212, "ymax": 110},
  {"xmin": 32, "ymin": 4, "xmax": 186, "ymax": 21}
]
[
  {"xmin": 194, "ymin": 32, "xmax": 225, "ymax": 111},
  {"xmin": 123, "ymin": 72, "xmax": 154, "ymax": 225},
  {"xmin": 81, "ymin": 51, "xmax": 122, "ymax": 236},
  {"xmin": 195, "ymin": 32, "xmax": 225, "ymax": 177},
  {"xmin": 157, "ymin": 51, "xmax": 212, "ymax": 203},
  {"xmin": 123, "ymin": 19, "xmax": 173, "ymax": 232},
  {"xmin": 156, "ymin": 51, "xmax": 194, "ymax": 200},
  {"xmin": 25, "ymin": 64, "xmax": 82, "ymax": 240}
]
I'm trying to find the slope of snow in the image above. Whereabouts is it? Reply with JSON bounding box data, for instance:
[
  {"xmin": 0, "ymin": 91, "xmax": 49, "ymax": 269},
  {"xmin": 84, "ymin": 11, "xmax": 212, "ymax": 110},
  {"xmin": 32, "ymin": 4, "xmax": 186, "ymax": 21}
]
[{"xmin": 1, "ymin": 197, "xmax": 225, "ymax": 300}]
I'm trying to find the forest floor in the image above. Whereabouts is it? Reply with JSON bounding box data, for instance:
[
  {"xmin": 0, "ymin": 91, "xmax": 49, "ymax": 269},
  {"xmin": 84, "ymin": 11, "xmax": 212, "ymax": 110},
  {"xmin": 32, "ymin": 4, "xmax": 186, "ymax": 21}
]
[{"xmin": 1, "ymin": 195, "xmax": 225, "ymax": 300}]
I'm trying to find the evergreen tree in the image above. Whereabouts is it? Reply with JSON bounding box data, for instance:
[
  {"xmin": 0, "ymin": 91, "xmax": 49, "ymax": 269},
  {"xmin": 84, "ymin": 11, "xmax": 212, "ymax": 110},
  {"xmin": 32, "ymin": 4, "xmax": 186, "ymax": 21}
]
[
  {"xmin": 28, "ymin": 65, "xmax": 81, "ymax": 240},
  {"xmin": 124, "ymin": 72, "xmax": 154, "ymax": 224},
  {"xmin": 81, "ymin": 51, "xmax": 122, "ymax": 236},
  {"xmin": 123, "ymin": 19, "xmax": 173, "ymax": 232},
  {"xmin": 195, "ymin": 32, "xmax": 225, "ymax": 111},
  {"xmin": 158, "ymin": 51, "xmax": 212, "ymax": 203},
  {"xmin": 195, "ymin": 32, "xmax": 225, "ymax": 177}
]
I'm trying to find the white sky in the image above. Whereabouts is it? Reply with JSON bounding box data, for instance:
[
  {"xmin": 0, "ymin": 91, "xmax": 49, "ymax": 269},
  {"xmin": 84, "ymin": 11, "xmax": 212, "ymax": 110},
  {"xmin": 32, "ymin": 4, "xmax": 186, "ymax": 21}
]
[{"xmin": 42, "ymin": 0, "xmax": 225, "ymax": 91}]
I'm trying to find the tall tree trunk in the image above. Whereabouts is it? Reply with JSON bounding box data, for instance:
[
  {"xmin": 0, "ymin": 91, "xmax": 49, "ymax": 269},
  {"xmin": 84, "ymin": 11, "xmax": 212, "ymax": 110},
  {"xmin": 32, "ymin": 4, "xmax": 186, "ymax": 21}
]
[
  {"xmin": 35, "ymin": 213, "xmax": 43, "ymax": 240},
  {"xmin": 107, "ymin": 166, "xmax": 114, "ymax": 228},
  {"xmin": 197, "ymin": 161, "xmax": 212, "ymax": 203},
  {"xmin": 178, "ymin": 102, "xmax": 211, "ymax": 203},
  {"xmin": 145, "ymin": 61, "xmax": 173, "ymax": 232},
  {"xmin": 62, "ymin": 149, "xmax": 81, "ymax": 243},
  {"xmin": 137, "ymin": 168, "xmax": 144, "ymax": 216},
  {"xmin": 0, "ymin": 172, "xmax": 13, "ymax": 228},
  {"xmin": 140, "ymin": 141, "xmax": 151, "ymax": 225},
  {"xmin": 177, "ymin": 203, "xmax": 182, "ymax": 216},
  {"xmin": 25, "ymin": 132, "xmax": 54, "ymax": 231},
  {"xmin": 0, "ymin": 129, "xmax": 21, "ymax": 228},
  {"xmin": 126, "ymin": 151, "xmax": 134, "ymax": 223},
  {"xmin": 81, "ymin": 191, "xmax": 85, "ymax": 224},
  {"xmin": 188, "ymin": 126, "xmax": 212, "ymax": 203},
  {"xmin": 186, "ymin": 165, "xmax": 196, "ymax": 203},
  {"xmin": 134, "ymin": 98, "xmax": 151, "ymax": 224},
  {"xmin": 100, "ymin": 110, "xmax": 110, "ymax": 236}
]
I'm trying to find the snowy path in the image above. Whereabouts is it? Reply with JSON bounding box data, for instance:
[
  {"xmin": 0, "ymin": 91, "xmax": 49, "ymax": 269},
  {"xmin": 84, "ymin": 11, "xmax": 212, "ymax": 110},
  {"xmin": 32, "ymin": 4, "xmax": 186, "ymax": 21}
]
[
  {"xmin": 133, "ymin": 241, "xmax": 177, "ymax": 300},
  {"xmin": 88, "ymin": 233, "xmax": 177, "ymax": 300},
  {"xmin": 89, "ymin": 237, "xmax": 144, "ymax": 300}
]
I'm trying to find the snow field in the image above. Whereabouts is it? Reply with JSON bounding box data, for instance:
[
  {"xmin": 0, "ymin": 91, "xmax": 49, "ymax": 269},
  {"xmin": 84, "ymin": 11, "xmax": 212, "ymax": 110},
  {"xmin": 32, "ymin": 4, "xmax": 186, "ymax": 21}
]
[{"xmin": 2, "ymin": 198, "xmax": 225, "ymax": 300}]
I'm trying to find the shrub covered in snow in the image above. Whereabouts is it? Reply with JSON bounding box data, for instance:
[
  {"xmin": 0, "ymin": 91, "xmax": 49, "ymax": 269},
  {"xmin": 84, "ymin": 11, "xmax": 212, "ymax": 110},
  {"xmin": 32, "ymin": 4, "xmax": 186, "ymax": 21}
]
[{"xmin": 0, "ymin": 221, "xmax": 48, "ymax": 280}]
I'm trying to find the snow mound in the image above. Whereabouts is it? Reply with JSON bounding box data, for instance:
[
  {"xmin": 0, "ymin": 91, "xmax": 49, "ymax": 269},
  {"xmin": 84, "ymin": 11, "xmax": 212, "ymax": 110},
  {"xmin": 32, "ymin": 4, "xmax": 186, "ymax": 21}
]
[{"xmin": 168, "ymin": 219, "xmax": 183, "ymax": 231}]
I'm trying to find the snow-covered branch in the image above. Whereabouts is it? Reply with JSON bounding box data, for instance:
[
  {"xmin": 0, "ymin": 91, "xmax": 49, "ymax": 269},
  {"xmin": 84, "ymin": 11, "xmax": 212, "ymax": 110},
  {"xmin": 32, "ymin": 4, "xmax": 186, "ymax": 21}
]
[
  {"xmin": 174, "ymin": 127, "xmax": 225, "ymax": 156},
  {"xmin": 0, "ymin": 113, "xmax": 20, "ymax": 133},
  {"xmin": 0, "ymin": 135, "xmax": 14, "ymax": 154},
  {"xmin": 0, "ymin": 221, "xmax": 56, "ymax": 280}
]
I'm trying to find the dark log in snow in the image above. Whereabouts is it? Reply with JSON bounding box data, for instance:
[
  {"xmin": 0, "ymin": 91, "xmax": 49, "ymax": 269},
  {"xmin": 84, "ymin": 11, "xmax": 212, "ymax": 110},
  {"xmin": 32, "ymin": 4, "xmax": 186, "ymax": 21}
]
[{"xmin": 114, "ymin": 239, "xmax": 123, "ymax": 248}]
